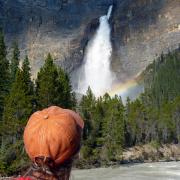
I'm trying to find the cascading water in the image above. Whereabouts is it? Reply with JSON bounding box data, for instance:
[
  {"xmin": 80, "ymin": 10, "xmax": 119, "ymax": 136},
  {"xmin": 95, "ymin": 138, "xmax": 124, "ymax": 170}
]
[{"xmin": 76, "ymin": 5, "xmax": 114, "ymax": 96}]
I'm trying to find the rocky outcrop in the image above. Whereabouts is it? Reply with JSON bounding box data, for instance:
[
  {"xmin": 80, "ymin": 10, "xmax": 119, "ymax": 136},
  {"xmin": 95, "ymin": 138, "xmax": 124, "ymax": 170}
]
[
  {"xmin": 121, "ymin": 144, "xmax": 180, "ymax": 163},
  {"xmin": 75, "ymin": 143, "xmax": 180, "ymax": 169},
  {"xmin": 0, "ymin": 0, "xmax": 179, "ymax": 80}
]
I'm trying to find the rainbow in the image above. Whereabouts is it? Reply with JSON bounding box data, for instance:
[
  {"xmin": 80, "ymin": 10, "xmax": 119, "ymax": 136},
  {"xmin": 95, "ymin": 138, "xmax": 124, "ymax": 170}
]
[
  {"xmin": 107, "ymin": 78, "xmax": 144, "ymax": 103},
  {"xmin": 108, "ymin": 79, "xmax": 138, "ymax": 96}
]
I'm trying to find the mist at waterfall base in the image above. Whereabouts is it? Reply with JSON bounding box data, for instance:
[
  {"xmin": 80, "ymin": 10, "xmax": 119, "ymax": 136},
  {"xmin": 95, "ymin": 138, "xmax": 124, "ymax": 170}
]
[
  {"xmin": 71, "ymin": 6, "xmax": 144, "ymax": 101},
  {"xmin": 109, "ymin": 80, "xmax": 144, "ymax": 103}
]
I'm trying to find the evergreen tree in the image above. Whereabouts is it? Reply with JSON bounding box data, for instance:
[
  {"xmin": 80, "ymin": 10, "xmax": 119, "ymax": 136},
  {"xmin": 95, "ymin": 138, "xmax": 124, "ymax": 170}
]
[
  {"xmin": 0, "ymin": 68, "xmax": 33, "ymax": 174},
  {"xmin": 172, "ymin": 96, "xmax": 180, "ymax": 143},
  {"xmin": 124, "ymin": 97, "xmax": 132, "ymax": 147},
  {"xmin": 36, "ymin": 53, "xmax": 58, "ymax": 109},
  {"xmin": 102, "ymin": 95, "xmax": 124, "ymax": 161},
  {"xmin": 21, "ymin": 56, "xmax": 33, "ymax": 95},
  {"xmin": 36, "ymin": 53, "xmax": 75, "ymax": 109},
  {"xmin": 57, "ymin": 68, "xmax": 75, "ymax": 108},
  {"xmin": 21, "ymin": 55, "xmax": 35, "ymax": 112},
  {"xmin": 125, "ymin": 99, "xmax": 148, "ymax": 145},
  {"xmin": 80, "ymin": 87, "xmax": 96, "ymax": 141},
  {"xmin": 3, "ymin": 68, "xmax": 33, "ymax": 135},
  {"xmin": 10, "ymin": 42, "xmax": 20, "ymax": 83},
  {"xmin": 0, "ymin": 29, "xmax": 10, "ymax": 119},
  {"xmin": 79, "ymin": 87, "xmax": 98, "ymax": 159},
  {"xmin": 22, "ymin": 56, "xmax": 34, "ymax": 96}
]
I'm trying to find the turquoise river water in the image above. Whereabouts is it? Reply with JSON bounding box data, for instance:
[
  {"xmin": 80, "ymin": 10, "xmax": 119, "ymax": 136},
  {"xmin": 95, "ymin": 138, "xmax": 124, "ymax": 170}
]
[{"xmin": 72, "ymin": 161, "xmax": 180, "ymax": 180}]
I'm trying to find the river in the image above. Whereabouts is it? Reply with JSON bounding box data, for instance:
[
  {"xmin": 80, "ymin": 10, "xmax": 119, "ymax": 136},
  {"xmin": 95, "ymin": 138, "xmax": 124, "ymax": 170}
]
[{"xmin": 72, "ymin": 161, "xmax": 180, "ymax": 180}]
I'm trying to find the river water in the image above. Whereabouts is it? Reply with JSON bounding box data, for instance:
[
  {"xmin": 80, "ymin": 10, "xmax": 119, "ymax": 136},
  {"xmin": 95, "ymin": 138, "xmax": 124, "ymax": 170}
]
[{"xmin": 72, "ymin": 162, "xmax": 180, "ymax": 180}]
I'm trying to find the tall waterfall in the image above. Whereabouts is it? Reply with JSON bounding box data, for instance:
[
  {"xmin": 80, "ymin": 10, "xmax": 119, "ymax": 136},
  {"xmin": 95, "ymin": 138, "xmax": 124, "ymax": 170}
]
[{"xmin": 76, "ymin": 5, "xmax": 114, "ymax": 96}]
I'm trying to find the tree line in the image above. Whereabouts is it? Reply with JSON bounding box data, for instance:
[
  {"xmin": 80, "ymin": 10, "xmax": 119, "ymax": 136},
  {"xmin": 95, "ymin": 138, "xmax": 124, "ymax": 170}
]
[
  {"xmin": 0, "ymin": 29, "xmax": 180, "ymax": 174},
  {"xmin": 78, "ymin": 47, "xmax": 180, "ymax": 166},
  {"xmin": 0, "ymin": 29, "xmax": 75, "ymax": 174}
]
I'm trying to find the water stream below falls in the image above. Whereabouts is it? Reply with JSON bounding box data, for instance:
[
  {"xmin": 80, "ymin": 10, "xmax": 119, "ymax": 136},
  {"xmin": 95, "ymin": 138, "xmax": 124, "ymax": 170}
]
[{"xmin": 71, "ymin": 161, "xmax": 180, "ymax": 180}]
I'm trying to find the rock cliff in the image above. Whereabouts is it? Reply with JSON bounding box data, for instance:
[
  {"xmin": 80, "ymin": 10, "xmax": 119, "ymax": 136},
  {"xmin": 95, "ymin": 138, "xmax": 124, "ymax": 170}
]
[
  {"xmin": 121, "ymin": 143, "xmax": 180, "ymax": 163},
  {"xmin": 111, "ymin": 0, "xmax": 180, "ymax": 81},
  {"xmin": 0, "ymin": 0, "xmax": 179, "ymax": 80}
]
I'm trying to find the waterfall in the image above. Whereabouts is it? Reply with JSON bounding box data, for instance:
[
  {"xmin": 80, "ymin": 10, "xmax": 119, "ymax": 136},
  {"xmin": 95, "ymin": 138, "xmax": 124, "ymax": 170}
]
[
  {"xmin": 77, "ymin": 5, "xmax": 114, "ymax": 96},
  {"xmin": 107, "ymin": 5, "xmax": 113, "ymax": 20}
]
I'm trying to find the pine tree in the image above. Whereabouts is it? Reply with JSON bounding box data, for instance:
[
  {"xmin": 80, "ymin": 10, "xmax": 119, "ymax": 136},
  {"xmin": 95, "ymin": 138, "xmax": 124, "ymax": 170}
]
[
  {"xmin": 10, "ymin": 42, "xmax": 20, "ymax": 83},
  {"xmin": 57, "ymin": 68, "xmax": 75, "ymax": 108},
  {"xmin": 3, "ymin": 68, "xmax": 33, "ymax": 136},
  {"xmin": 21, "ymin": 55, "xmax": 35, "ymax": 112},
  {"xmin": 124, "ymin": 97, "xmax": 132, "ymax": 147},
  {"xmin": 21, "ymin": 56, "xmax": 33, "ymax": 94},
  {"xmin": 172, "ymin": 96, "xmax": 180, "ymax": 143},
  {"xmin": 80, "ymin": 87, "xmax": 96, "ymax": 141},
  {"xmin": 22, "ymin": 56, "xmax": 34, "ymax": 99},
  {"xmin": 36, "ymin": 53, "xmax": 75, "ymax": 109},
  {"xmin": 0, "ymin": 28, "xmax": 10, "ymax": 119},
  {"xmin": 79, "ymin": 87, "xmax": 97, "ymax": 159},
  {"xmin": 1, "ymin": 68, "xmax": 33, "ymax": 174},
  {"xmin": 102, "ymin": 95, "xmax": 124, "ymax": 161},
  {"xmin": 36, "ymin": 53, "xmax": 58, "ymax": 109}
]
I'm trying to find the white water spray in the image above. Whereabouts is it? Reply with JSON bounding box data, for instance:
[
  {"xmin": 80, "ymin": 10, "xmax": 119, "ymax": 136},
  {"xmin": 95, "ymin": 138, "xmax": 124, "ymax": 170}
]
[{"xmin": 77, "ymin": 5, "xmax": 114, "ymax": 96}]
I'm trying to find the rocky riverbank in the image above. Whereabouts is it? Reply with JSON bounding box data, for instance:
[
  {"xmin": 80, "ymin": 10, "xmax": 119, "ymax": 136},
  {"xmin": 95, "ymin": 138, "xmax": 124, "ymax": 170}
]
[
  {"xmin": 121, "ymin": 143, "xmax": 180, "ymax": 164},
  {"xmin": 76, "ymin": 143, "xmax": 180, "ymax": 169}
]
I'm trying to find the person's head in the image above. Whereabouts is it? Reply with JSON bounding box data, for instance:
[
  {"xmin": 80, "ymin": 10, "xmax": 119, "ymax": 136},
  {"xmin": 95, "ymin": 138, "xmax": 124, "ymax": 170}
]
[{"xmin": 23, "ymin": 106, "xmax": 84, "ymax": 180}]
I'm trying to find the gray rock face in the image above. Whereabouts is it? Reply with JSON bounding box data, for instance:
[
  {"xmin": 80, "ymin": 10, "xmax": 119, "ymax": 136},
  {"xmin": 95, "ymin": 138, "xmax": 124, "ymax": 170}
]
[
  {"xmin": 0, "ymin": 0, "xmax": 179, "ymax": 80},
  {"xmin": 0, "ymin": 0, "xmax": 114, "ymax": 76},
  {"xmin": 111, "ymin": 0, "xmax": 180, "ymax": 81}
]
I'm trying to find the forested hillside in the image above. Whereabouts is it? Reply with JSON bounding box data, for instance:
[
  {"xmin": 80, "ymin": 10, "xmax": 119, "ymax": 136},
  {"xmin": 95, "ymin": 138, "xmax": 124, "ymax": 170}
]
[
  {"xmin": 143, "ymin": 48, "xmax": 180, "ymax": 107},
  {"xmin": 77, "ymin": 47, "xmax": 180, "ymax": 166},
  {"xmin": 0, "ymin": 29, "xmax": 179, "ymax": 175}
]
